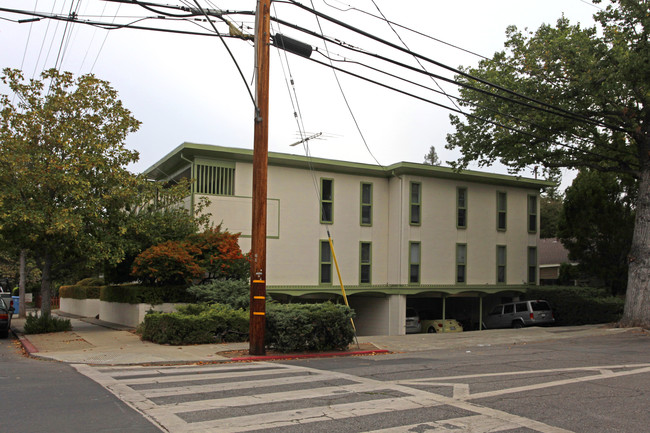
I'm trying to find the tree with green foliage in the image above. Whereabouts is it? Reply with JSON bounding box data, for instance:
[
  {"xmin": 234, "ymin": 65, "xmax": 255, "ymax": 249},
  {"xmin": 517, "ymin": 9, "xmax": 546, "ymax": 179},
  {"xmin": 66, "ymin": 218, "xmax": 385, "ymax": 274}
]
[
  {"xmin": 0, "ymin": 68, "xmax": 140, "ymax": 316},
  {"xmin": 559, "ymin": 169, "xmax": 635, "ymax": 294},
  {"xmin": 540, "ymin": 195, "xmax": 563, "ymax": 239},
  {"xmin": 423, "ymin": 145, "xmax": 440, "ymax": 165},
  {"xmin": 446, "ymin": 0, "xmax": 649, "ymax": 327}
]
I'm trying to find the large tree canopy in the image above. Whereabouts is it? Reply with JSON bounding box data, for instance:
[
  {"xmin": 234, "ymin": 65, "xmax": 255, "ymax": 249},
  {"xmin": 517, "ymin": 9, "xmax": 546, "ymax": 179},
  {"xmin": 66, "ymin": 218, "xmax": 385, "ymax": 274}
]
[
  {"xmin": 446, "ymin": 0, "xmax": 649, "ymax": 327},
  {"xmin": 0, "ymin": 68, "xmax": 141, "ymax": 315}
]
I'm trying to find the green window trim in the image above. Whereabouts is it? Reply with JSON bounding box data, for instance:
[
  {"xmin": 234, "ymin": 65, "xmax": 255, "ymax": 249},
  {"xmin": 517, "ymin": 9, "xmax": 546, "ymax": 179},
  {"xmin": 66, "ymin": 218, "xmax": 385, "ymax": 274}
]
[
  {"xmin": 497, "ymin": 191, "xmax": 507, "ymax": 231},
  {"xmin": 408, "ymin": 241, "xmax": 421, "ymax": 284},
  {"xmin": 456, "ymin": 243, "xmax": 467, "ymax": 284},
  {"xmin": 528, "ymin": 246, "xmax": 537, "ymax": 284},
  {"xmin": 527, "ymin": 194, "xmax": 538, "ymax": 233},
  {"xmin": 320, "ymin": 178, "xmax": 334, "ymax": 224},
  {"xmin": 496, "ymin": 245, "xmax": 506, "ymax": 284},
  {"xmin": 360, "ymin": 182, "xmax": 373, "ymax": 226},
  {"xmin": 457, "ymin": 187, "xmax": 468, "ymax": 229},
  {"xmin": 409, "ymin": 182, "xmax": 421, "ymax": 226},
  {"xmin": 319, "ymin": 239, "xmax": 333, "ymax": 285},
  {"xmin": 359, "ymin": 241, "xmax": 372, "ymax": 285}
]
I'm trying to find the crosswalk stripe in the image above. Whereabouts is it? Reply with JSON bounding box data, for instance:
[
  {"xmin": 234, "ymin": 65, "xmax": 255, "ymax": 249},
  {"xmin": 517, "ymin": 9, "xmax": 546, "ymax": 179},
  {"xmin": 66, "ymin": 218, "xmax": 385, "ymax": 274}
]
[
  {"xmin": 147, "ymin": 381, "xmax": 402, "ymax": 415},
  {"xmin": 165, "ymin": 395, "xmax": 448, "ymax": 433},
  {"xmin": 116, "ymin": 366, "xmax": 301, "ymax": 385},
  {"xmin": 139, "ymin": 370, "xmax": 348, "ymax": 399},
  {"xmin": 363, "ymin": 414, "xmax": 521, "ymax": 433},
  {"xmin": 100, "ymin": 363, "xmax": 289, "ymax": 378}
]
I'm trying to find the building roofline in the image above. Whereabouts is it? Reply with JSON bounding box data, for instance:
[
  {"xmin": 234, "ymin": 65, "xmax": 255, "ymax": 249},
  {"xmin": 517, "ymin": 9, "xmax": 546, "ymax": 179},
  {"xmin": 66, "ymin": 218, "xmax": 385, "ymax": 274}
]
[{"xmin": 144, "ymin": 142, "xmax": 555, "ymax": 189}]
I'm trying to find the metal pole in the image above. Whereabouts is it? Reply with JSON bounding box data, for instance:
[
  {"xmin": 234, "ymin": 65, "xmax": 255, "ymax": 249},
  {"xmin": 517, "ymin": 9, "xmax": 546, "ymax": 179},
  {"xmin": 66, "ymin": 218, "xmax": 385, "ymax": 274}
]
[{"xmin": 249, "ymin": 0, "xmax": 271, "ymax": 356}]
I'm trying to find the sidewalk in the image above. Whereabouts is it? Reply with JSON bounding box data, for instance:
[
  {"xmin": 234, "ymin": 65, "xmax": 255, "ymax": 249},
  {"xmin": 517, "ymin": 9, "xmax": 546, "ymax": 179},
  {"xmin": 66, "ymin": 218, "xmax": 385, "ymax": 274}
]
[{"xmin": 10, "ymin": 312, "xmax": 635, "ymax": 365}]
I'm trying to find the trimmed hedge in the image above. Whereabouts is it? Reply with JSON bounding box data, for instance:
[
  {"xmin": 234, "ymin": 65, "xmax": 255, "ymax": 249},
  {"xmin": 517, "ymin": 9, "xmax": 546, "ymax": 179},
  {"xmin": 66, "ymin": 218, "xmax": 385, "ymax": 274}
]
[
  {"xmin": 526, "ymin": 286, "xmax": 624, "ymax": 326},
  {"xmin": 265, "ymin": 302, "xmax": 355, "ymax": 353},
  {"xmin": 59, "ymin": 285, "xmax": 103, "ymax": 300},
  {"xmin": 100, "ymin": 284, "xmax": 194, "ymax": 305},
  {"xmin": 138, "ymin": 303, "xmax": 249, "ymax": 345},
  {"xmin": 187, "ymin": 279, "xmax": 250, "ymax": 309}
]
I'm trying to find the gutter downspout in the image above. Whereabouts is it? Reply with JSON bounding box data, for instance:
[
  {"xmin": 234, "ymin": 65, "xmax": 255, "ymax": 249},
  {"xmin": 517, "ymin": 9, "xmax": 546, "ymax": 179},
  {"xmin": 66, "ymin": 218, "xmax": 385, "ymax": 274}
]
[{"xmin": 180, "ymin": 153, "xmax": 195, "ymax": 212}]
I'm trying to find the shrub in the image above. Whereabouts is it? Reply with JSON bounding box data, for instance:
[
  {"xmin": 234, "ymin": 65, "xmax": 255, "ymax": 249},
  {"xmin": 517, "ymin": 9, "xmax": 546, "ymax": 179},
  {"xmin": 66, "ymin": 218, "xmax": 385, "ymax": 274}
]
[
  {"xmin": 131, "ymin": 241, "xmax": 204, "ymax": 286},
  {"xmin": 100, "ymin": 284, "xmax": 193, "ymax": 305},
  {"xmin": 24, "ymin": 313, "xmax": 72, "ymax": 334},
  {"xmin": 526, "ymin": 286, "xmax": 624, "ymax": 326},
  {"xmin": 187, "ymin": 279, "xmax": 250, "ymax": 309},
  {"xmin": 77, "ymin": 277, "xmax": 105, "ymax": 286},
  {"xmin": 59, "ymin": 284, "xmax": 103, "ymax": 300},
  {"xmin": 131, "ymin": 226, "xmax": 249, "ymax": 286},
  {"xmin": 139, "ymin": 303, "xmax": 249, "ymax": 345},
  {"xmin": 265, "ymin": 302, "xmax": 355, "ymax": 352}
]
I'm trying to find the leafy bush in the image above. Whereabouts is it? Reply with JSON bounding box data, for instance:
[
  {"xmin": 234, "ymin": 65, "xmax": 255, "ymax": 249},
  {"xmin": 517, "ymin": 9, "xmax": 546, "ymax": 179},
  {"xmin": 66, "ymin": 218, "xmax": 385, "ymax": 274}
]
[
  {"xmin": 187, "ymin": 279, "xmax": 250, "ymax": 309},
  {"xmin": 131, "ymin": 226, "xmax": 249, "ymax": 287},
  {"xmin": 59, "ymin": 284, "xmax": 103, "ymax": 300},
  {"xmin": 24, "ymin": 313, "xmax": 72, "ymax": 334},
  {"xmin": 100, "ymin": 284, "xmax": 194, "ymax": 305},
  {"xmin": 77, "ymin": 277, "xmax": 105, "ymax": 286},
  {"xmin": 265, "ymin": 302, "xmax": 355, "ymax": 353},
  {"xmin": 138, "ymin": 303, "xmax": 249, "ymax": 345},
  {"xmin": 526, "ymin": 286, "xmax": 624, "ymax": 326}
]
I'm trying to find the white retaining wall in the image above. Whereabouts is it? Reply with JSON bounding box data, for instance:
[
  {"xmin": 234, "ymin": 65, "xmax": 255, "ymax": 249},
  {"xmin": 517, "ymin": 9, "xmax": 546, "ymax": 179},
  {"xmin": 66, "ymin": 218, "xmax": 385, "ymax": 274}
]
[{"xmin": 60, "ymin": 298, "xmax": 183, "ymax": 328}]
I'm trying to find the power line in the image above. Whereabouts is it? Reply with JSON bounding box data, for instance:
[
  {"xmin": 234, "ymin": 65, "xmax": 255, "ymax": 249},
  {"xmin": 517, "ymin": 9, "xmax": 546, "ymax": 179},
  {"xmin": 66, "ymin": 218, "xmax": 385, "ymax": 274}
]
[{"xmin": 284, "ymin": 0, "xmax": 628, "ymax": 134}]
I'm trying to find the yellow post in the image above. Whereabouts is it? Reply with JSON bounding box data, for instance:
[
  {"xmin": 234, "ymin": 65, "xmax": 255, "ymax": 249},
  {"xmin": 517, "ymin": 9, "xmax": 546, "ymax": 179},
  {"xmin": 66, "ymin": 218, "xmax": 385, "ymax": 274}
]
[{"xmin": 327, "ymin": 234, "xmax": 357, "ymax": 335}]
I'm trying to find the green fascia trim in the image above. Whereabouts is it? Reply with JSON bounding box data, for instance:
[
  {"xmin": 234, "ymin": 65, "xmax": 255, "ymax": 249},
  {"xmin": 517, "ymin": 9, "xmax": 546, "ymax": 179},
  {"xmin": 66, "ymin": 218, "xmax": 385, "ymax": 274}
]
[
  {"xmin": 143, "ymin": 143, "xmax": 555, "ymax": 189},
  {"xmin": 267, "ymin": 284, "xmax": 527, "ymax": 297}
]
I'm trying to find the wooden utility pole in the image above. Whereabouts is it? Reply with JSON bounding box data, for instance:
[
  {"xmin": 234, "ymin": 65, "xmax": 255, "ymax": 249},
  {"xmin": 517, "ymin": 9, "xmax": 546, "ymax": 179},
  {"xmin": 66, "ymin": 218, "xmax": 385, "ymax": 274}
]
[{"xmin": 249, "ymin": 0, "xmax": 271, "ymax": 356}]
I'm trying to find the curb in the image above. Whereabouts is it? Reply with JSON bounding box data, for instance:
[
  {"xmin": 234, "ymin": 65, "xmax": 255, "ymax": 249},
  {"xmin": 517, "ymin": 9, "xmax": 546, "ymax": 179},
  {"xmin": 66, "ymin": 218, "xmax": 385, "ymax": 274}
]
[
  {"xmin": 11, "ymin": 328, "xmax": 39, "ymax": 355},
  {"xmin": 230, "ymin": 349, "xmax": 390, "ymax": 362}
]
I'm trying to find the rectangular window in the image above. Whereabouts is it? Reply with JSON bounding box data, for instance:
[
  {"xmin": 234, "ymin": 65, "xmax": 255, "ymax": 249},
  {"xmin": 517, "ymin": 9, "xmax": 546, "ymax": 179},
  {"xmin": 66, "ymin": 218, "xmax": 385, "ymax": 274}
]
[
  {"xmin": 456, "ymin": 243, "xmax": 467, "ymax": 283},
  {"xmin": 409, "ymin": 242, "xmax": 420, "ymax": 284},
  {"xmin": 320, "ymin": 240, "xmax": 332, "ymax": 284},
  {"xmin": 320, "ymin": 178, "xmax": 333, "ymax": 224},
  {"xmin": 360, "ymin": 182, "xmax": 372, "ymax": 226},
  {"xmin": 528, "ymin": 247, "xmax": 537, "ymax": 284},
  {"xmin": 497, "ymin": 245, "xmax": 506, "ymax": 284},
  {"xmin": 457, "ymin": 187, "xmax": 467, "ymax": 228},
  {"xmin": 497, "ymin": 191, "xmax": 507, "ymax": 231},
  {"xmin": 410, "ymin": 182, "xmax": 421, "ymax": 225},
  {"xmin": 195, "ymin": 163, "xmax": 235, "ymax": 195},
  {"xmin": 360, "ymin": 242, "xmax": 372, "ymax": 284},
  {"xmin": 528, "ymin": 195, "xmax": 537, "ymax": 233}
]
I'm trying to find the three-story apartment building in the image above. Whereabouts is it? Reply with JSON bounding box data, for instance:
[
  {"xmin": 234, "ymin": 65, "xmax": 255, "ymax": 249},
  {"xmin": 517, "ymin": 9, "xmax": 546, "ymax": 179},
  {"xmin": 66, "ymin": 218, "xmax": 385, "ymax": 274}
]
[{"xmin": 145, "ymin": 143, "xmax": 552, "ymax": 335}]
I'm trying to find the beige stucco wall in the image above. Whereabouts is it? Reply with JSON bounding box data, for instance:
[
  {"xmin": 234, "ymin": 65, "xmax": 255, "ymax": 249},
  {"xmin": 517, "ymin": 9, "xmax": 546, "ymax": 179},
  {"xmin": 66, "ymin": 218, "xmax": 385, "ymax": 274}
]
[{"xmin": 196, "ymin": 159, "xmax": 539, "ymax": 288}]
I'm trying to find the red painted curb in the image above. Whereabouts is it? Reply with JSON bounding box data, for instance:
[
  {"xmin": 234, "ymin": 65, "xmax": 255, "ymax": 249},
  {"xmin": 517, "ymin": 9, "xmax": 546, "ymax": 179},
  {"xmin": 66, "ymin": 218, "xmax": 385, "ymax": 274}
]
[
  {"xmin": 17, "ymin": 334, "xmax": 39, "ymax": 354},
  {"xmin": 230, "ymin": 349, "xmax": 390, "ymax": 362}
]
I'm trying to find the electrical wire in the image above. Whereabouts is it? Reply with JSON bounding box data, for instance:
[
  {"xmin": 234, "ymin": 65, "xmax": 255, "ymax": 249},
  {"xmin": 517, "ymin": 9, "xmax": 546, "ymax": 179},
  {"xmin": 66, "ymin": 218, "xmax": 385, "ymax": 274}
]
[
  {"xmin": 308, "ymin": 0, "xmax": 384, "ymax": 168},
  {"xmin": 285, "ymin": 0, "xmax": 628, "ymax": 134},
  {"xmin": 321, "ymin": 0, "xmax": 490, "ymax": 60}
]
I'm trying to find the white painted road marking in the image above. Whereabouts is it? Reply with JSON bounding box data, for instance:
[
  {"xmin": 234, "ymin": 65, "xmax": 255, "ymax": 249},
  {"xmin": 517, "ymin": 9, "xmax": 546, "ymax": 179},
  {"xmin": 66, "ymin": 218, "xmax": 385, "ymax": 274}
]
[{"xmin": 73, "ymin": 362, "xmax": 650, "ymax": 433}]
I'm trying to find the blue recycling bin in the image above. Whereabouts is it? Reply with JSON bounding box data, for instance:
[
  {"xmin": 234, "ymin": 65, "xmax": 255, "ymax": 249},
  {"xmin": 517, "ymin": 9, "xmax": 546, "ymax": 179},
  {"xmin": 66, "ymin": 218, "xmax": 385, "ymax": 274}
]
[{"xmin": 11, "ymin": 296, "xmax": 19, "ymax": 315}]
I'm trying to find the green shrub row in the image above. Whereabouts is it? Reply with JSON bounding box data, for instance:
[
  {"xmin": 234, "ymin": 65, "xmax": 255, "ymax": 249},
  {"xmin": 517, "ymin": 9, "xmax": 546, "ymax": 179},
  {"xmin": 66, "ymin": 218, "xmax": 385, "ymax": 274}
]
[
  {"xmin": 59, "ymin": 285, "xmax": 103, "ymax": 300},
  {"xmin": 138, "ymin": 303, "xmax": 249, "ymax": 345},
  {"xmin": 265, "ymin": 302, "xmax": 355, "ymax": 352},
  {"xmin": 187, "ymin": 279, "xmax": 251, "ymax": 309},
  {"xmin": 100, "ymin": 284, "xmax": 194, "ymax": 305},
  {"xmin": 526, "ymin": 286, "xmax": 624, "ymax": 326}
]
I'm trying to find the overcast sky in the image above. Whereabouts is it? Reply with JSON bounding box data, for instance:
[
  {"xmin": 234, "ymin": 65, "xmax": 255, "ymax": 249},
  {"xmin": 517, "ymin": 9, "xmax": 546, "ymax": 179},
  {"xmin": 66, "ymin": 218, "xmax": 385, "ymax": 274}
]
[{"xmin": 1, "ymin": 0, "xmax": 603, "ymax": 188}]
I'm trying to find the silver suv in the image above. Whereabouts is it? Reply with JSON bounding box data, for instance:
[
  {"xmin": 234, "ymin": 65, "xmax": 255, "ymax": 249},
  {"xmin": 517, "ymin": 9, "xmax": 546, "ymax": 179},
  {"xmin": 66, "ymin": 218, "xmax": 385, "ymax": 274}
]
[{"xmin": 484, "ymin": 300, "xmax": 554, "ymax": 329}]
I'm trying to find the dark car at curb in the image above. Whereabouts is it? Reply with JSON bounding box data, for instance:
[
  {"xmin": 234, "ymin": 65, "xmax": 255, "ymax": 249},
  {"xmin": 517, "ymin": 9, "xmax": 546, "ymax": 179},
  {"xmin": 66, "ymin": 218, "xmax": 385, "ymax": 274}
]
[
  {"xmin": 484, "ymin": 300, "xmax": 554, "ymax": 329},
  {"xmin": 0, "ymin": 297, "xmax": 14, "ymax": 338}
]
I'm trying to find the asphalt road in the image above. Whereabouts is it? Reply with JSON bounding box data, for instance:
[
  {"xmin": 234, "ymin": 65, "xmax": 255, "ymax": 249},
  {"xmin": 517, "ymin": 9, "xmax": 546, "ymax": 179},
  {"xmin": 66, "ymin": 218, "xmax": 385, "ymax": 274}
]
[
  {"xmin": 0, "ymin": 336, "xmax": 161, "ymax": 433},
  {"xmin": 2, "ymin": 329, "xmax": 649, "ymax": 432}
]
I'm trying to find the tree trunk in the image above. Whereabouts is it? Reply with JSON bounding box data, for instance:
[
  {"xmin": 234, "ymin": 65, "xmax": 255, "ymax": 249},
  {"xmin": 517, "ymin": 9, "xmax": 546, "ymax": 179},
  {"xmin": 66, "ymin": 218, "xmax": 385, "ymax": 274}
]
[
  {"xmin": 40, "ymin": 253, "xmax": 52, "ymax": 317},
  {"xmin": 19, "ymin": 249, "xmax": 26, "ymax": 319},
  {"xmin": 621, "ymin": 164, "xmax": 650, "ymax": 328}
]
